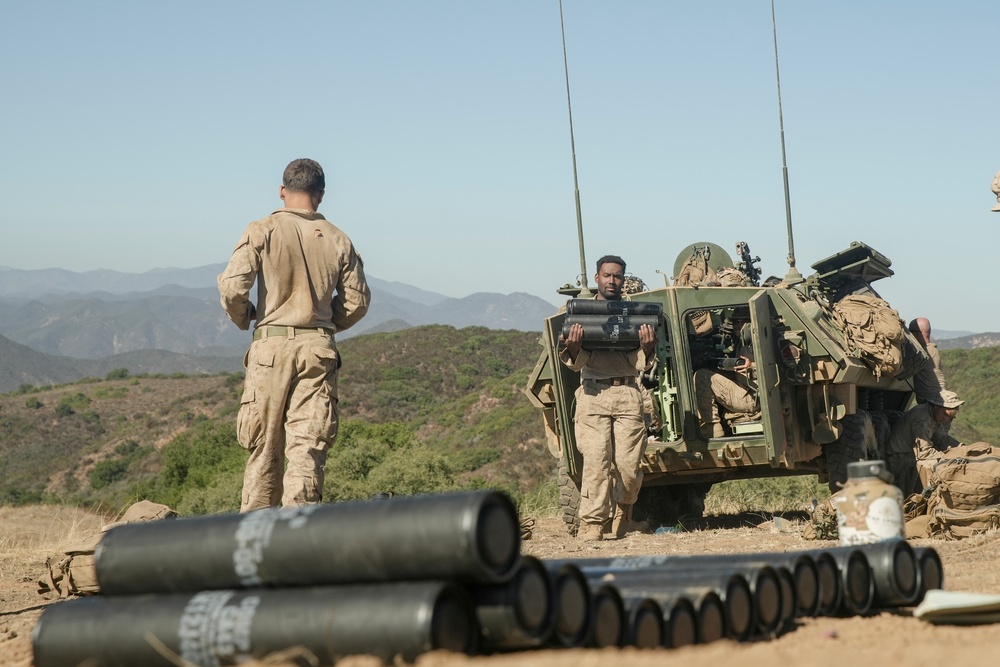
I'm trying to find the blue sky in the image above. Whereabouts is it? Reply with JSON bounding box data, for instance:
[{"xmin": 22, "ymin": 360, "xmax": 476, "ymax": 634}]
[{"xmin": 1, "ymin": 1, "xmax": 997, "ymax": 331}]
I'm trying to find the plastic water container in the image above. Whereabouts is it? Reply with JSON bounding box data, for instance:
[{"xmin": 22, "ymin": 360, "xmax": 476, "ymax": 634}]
[{"xmin": 835, "ymin": 460, "xmax": 905, "ymax": 546}]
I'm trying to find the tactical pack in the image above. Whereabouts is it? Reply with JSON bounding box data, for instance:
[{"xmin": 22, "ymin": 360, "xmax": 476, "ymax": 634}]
[
  {"xmin": 908, "ymin": 443, "xmax": 1000, "ymax": 539},
  {"xmin": 830, "ymin": 294, "xmax": 905, "ymax": 380},
  {"xmin": 37, "ymin": 500, "xmax": 177, "ymax": 597},
  {"xmin": 928, "ymin": 443, "xmax": 1000, "ymax": 510}
]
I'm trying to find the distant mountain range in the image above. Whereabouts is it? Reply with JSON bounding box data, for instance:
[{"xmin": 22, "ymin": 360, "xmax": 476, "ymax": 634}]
[
  {"xmin": 0, "ymin": 264, "xmax": 556, "ymax": 362},
  {"xmin": 1, "ymin": 263, "xmax": 996, "ymax": 393}
]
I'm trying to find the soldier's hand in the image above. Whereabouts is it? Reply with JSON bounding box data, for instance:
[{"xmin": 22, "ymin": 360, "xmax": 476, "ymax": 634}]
[
  {"xmin": 560, "ymin": 323, "xmax": 584, "ymax": 361},
  {"xmin": 639, "ymin": 323, "xmax": 656, "ymax": 355},
  {"xmin": 734, "ymin": 355, "xmax": 753, "ymax": 373}
]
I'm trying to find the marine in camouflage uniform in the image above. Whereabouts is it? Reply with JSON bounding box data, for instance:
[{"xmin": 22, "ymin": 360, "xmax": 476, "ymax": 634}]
[
  {"xmin": 218, "ymin": 158, "xmax": 370, "ymax": 511},
  {"xmin": 885, "ymin": 390, "xmax": 964, "ymax": 495},
  {"xmin": 694, "ymin": 319, "xmax": 758, "ymax": 438},
  {"xmin": 908, "ymin": 318, "xmax": 950, "ymax": 404},
  {"xmin": 560, "ymin": 256, "xmax": 656, "ymax": 541}
]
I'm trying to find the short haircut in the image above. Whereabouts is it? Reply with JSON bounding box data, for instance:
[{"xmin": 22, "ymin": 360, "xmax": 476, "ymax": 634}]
[
  {"xmin": 282, "ymin": 158, "xmax": 326, "ymax": 194},
  {"xmin": 596, "ymin": 254, "xmax": 626, "ymax": 273}
]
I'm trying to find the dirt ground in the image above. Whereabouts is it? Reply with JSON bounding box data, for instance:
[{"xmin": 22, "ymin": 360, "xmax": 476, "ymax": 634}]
[{"xmin": 3, "ymin": 507, "xmax": 1000, "ymax": 667}]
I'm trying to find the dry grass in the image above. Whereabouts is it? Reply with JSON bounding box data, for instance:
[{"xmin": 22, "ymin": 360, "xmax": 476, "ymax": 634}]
[{"xmin": 0, "ymin": 504, "xmax": 107, "ymax": 582}]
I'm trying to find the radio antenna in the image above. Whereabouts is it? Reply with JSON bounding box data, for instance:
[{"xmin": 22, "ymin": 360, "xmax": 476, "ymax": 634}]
[
  {"xmin": 771, "ymin": 0, "xmax": 803, "ymax": 284},
  {"xmin": 559, "ymin": 0, "xmax": 592, "ymax": 297}
]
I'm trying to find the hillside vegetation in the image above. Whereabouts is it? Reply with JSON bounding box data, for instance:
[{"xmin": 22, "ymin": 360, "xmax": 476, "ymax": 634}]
[
  {"xmin": 0, "ymin": 326, "xmax": 552, "ymax": 515},
  {"xmin": 1, "ymin": 332, "xmax": 998, "ymax": 519}
]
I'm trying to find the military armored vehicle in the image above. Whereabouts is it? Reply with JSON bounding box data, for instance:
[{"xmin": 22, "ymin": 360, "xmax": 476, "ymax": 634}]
[{"xmin": 525, "ymin": 241, "xmax": 928, "ymax": 533}]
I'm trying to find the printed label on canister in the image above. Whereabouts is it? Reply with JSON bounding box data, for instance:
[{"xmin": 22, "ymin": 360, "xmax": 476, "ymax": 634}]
[{"xmin": 835, "ymin": 486, "xmax": 904, "ymax": 546}]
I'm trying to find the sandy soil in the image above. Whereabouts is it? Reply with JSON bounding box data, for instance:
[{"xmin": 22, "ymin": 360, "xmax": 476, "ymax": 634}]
[{"xmin": 3, "ymin": 508, "xmax": 1000, "ymax": 667}]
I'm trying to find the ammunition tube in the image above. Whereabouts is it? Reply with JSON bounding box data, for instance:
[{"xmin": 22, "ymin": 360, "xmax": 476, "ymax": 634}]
[
  {"xmin": 659, "ymin": 595, "xmax": 699, "ymax": 648},
  {"xmin": 857, "ymin": 540, "xmax": 919, "ymax": 607},
  {"xmin": 32, "ymin": 582, "xmax": 477, "ymax": 667},
  {"xmin": 542, "ymin": 561, "xmax": 591, "ymax": 647},
  {"xmin": 560, "ymin": 314, "xmax": 661, "ymax": 350},
  {"xmin": 621, "ymin": 596, "xmax": 664, "ymax": 648},
  {"xmin": 820, "ymin": 547, "xmax": 874, "ymax": 615},
  {"xmin": 468, "ymin": 555, "xmax": 553, "ymax": 652},
  {"xmin": 912, "ymin": 546, "xmax": 944, "ymax": 604},
  {"xmin": 587, "ymin": 583, "xmax": 626, "ymax": 648},
  {"xmin": 96, "ymin": 490, "xmax": 520, "ymax": 595},
  {"xmin": 565, "ymin": 299, "xmax": 664, "ymax": 316},
  {"xmin": 808, "ymin": 550, "xmax": 844, "ymax": 615},
  {"xmin": 580, "ymin": 569, "xmax": 753, "ymax": 642}
]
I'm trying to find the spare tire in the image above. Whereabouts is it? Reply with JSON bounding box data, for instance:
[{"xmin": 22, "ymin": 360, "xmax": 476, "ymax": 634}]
[
  {"xmin": 558, "ymin": 459, "xmax": 582, "ymax": 536},
  {"xmin": 824, "ymin": 411, "xmax": 876, "ymax": 493}
]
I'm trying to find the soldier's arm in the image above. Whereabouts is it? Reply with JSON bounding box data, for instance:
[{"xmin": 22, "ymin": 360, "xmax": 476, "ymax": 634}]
[
  {"xmin": 332, "ymin": 246, "xmax": 371, "ymax": 332},
  {"xmin": 217, "ymin": 232, "xmax": 258, "ymax": 330},
  {"xmin": 559, "ymin": 323, "xmax": 589, "ymax": 370}
]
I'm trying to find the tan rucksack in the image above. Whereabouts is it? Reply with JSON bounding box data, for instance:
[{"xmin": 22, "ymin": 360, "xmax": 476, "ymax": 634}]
[
  {"xmin": 830, "ymin": 294, "xmax": 905, "ymax": 380},
  {"xmin": 928, "ymin": 443, "xmax": 1000, "ymax": 510},
  {"xmin": 37, "ymin": 500, "xmax": 177, "ymax": 598},
  {"xmin": 921, "ymin": 443, "xmax": 1000, "ymax": 539}
]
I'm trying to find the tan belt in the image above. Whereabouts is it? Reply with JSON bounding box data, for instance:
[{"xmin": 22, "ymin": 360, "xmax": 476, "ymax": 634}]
[
  {"xmin": 588, "ymin": 376, "xmax": 637, "ymax": 387},
  {"xmin": 252, "ymin": 326, "xmax": 325, "ymax": 341}
]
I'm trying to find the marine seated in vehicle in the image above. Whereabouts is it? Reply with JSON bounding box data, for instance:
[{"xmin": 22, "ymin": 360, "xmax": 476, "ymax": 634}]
[{"xmin": 689, "ymin": 308, "xmax": 760, "ymax": 439}]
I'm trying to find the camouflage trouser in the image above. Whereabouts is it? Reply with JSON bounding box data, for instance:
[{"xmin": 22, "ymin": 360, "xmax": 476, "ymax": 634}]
[
  {"xmin": 237, "ymin": 329, "xmax": 339, "ymax": 511},
  {"xmin": 694, "ymin": 369, "xmax": 756, "ymax": 434},
  {"xmin": 574, "ymin": 380, "xmax": 647, "ymax": 526}
]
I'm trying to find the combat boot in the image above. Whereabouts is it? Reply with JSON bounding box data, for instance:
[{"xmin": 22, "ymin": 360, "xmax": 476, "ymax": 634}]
[
  {"xmin": 611, "ymin": 504, "xmax": 641, "ymax": 539},
  {"xmin": 578, "ymin": 523, "xmax": 603, "ymax": 542}
]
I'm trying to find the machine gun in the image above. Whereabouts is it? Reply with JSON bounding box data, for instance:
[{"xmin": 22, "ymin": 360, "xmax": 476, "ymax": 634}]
[{"xmin": 735, "ymin": 241, "xmax": 762, "ymax": 287}]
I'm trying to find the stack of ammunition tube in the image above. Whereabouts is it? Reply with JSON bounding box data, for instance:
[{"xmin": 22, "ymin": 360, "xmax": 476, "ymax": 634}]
[{"xmin": 32, "ymin": 491, "xmax": 943, "ymax": 666}]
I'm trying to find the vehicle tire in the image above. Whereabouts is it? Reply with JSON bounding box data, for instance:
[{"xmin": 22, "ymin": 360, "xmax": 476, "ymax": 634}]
[
  {"xmin": 634, "ymin": 484, "xmax": 709, "ymax": 529},
  {"xmin": 558, "ymin": 459, "xmax": 581, "ymax": 536},
  {"xmin": 824, "ymin": 411, "xmax": 876, "ymax": 493},
  {"xmin": 867, "ymin": 409, "xmax": 904, "ymax": 457}
]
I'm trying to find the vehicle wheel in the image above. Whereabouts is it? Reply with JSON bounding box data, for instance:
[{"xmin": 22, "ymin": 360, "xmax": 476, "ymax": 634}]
[
  {"xmin": 867, "ymin": 409, "xmax": 904, "ymax": 458},
  {"xmin": 558, "ymin": 459, "xmax": 581, "ymax": 536},
  {"xmin": 634, "ymin": 484, "xmax": 709, "ymax": 529},
  {"xmin": 824, "ymin": 411, "xmax": 876, "ymax": 493}
]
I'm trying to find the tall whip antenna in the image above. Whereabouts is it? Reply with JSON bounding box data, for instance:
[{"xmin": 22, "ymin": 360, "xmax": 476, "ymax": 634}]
[
  {"xmin": 771, "ymin": 0, "xmax": 802, "ymax": 284},
  {"xmin": 559, "ymin": 0, "xmax": 592, "ymax": 297}
]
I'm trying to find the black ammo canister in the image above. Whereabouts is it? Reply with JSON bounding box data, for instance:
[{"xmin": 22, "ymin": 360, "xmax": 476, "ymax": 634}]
[
  {"xmin": 32, "ymin": 581, "xmax": 478, "ymax": 667},
  {"xmin": 95, "ymin": 490, "xmax": 520, "ymax": 595},
  {"xmin": 561, "ymin": 299, "xmax": 663, "ymax": 351}
]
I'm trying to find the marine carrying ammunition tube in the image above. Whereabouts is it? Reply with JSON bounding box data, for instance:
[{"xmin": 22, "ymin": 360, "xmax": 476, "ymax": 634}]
[
  {"xmin": 560, "ymin": 314, "xmax": 661, "ymax": 351},
  {"xmin": 95, "ymin": 490, "xmax": 520, "ymax": 595},
  {"xmin": 468, "ymin": 555, "xmax": 553, "ymax": 652},
  {"xmin": 541, "ymin": 562, "xmax": 591, "ymax": 647},
  {"xmin": 912, "ymin": 547, "xmax": 944, "ymax": 603},
  {"xmin": 32, "ymin": 582, "xmax": 478, "ymax": 667}
]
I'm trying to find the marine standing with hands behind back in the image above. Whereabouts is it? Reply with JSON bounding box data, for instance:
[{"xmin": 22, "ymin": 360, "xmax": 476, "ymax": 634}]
[
  {"xmin": 560, "ymin": 255, "xmax": 656, "ymax": 541},
  {"xmin": 218, "ymin": 158, "xmax": 371, "ymax": 512}
]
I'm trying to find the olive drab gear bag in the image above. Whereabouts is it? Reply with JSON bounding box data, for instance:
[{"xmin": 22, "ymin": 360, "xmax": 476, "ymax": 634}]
[{"xmin": 830, "ymin": 294, "xmax": 905, "ymax": 380}]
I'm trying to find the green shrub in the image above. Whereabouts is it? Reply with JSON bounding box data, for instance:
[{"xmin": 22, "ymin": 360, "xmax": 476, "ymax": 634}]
[{"xmin": 24, "ymin": 397, "xmax": 42, "ymax": 409}]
